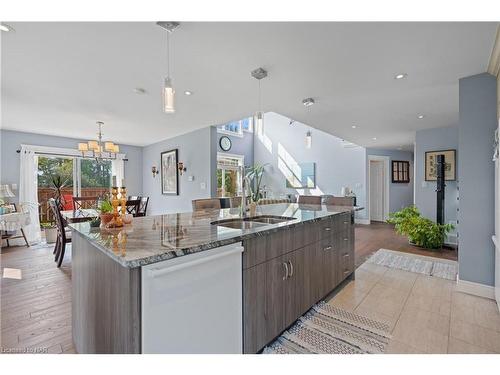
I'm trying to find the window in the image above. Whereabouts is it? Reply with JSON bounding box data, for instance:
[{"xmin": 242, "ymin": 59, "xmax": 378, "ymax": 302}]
[
  {"xmin": 216, "ymin": 154, "xmax": 244, "ymax": 197},
  {"xmin": 217, "ymin": 117, "xmax": 253, "ymax": 137}
]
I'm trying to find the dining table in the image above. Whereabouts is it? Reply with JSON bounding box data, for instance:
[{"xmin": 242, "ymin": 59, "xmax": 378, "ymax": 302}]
[{"xmin": 61, "ymin": 209, "xmax": 99, "ymax": 224}]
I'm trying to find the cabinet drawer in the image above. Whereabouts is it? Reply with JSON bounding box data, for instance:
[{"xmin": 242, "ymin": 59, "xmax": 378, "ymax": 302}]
[
  {"xmin": 319, "ymin": 218, "xmax": 335, "ymax": 239},
  {"xmin": 320, "ymin": 237, "xmax": 335, "ymax": 252},
  {"xmin": 336, "ymin": 213, "xmax": 351, "ymax": 232}
]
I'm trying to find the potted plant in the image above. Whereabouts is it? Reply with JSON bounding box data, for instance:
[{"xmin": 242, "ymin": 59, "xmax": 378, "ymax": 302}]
[
  {"xmin": 98, "ymin": 199, "xmax": 114, "ymax": 225},
  {"xmin": 41, "ymin": 221, "xmax": 58, "ymax": 243},
  {"xmin": 245, "ymin": 163, "xmax": 267, "ymax": 203},
  {"xmin": 387, "ymin": 205, "xmax": 455, "ymax": 249}
]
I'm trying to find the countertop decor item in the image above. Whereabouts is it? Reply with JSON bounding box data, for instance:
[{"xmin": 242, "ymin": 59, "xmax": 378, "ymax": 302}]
[
  {"xmin": 161, "ymin": 149, "xmax": 179, "ymax": 195},
  {"xmin": 425, "ymin": 149, "xmax": 456, "ymax": 181}
]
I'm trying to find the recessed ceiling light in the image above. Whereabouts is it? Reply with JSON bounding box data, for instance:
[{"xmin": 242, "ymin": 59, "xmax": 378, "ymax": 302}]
[
  {"xmin": 394, "ymin": 73, "xmax": 407, "ymax": 80},
  {"xmin": 0, "ymin": 23, "xmax": 14, "ymax": 32},
  {"xmin": 133, "ymin": 88, "xmax": 146, "ymax": 94},
  {"xmin": 351, "ymin": 125, "xmax": 357, "ymax": 129},
  {"xmin": 417, "ymin": 114, "xmax": 425, "ymax": 119},
  {"xmin": 184, "ymin": 90, "xmax": 193, "ymax": 96},
  {"xmin": 372, "ymin": 137, "xmax": 377, "ymax": 140}
]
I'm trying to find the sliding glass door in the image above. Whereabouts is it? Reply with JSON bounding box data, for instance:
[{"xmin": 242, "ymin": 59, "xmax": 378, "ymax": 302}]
[{"xmin": 37, "ymin": 155, "xmax": 112, "ymax": 224}]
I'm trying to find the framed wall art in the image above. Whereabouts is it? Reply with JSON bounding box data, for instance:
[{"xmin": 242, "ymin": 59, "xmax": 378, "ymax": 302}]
[
  {"xmin": 392, "ymin": 160, "xmax": 410, "ymax": 183},
  {"xmin": 425, "ymin": 149, "xmax": 456, "ymax": 181},
  {"xmin": 161, "ymin": 149, "xmax": 179, "ymax": 195}
]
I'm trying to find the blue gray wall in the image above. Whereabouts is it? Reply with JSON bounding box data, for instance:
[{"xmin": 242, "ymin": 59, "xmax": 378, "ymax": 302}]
[
  {"xmin": 141, "ymin": 127, "xmax": 217, "ymax": 215},
  {"xmin": 458, "ymin": 72, "xmax": 497, "ymax": 287},
  {"xmin": 0, "ymin": 129, "xmax": 143, "ymax": 197},
  {"xmin": 414, "ymin": 126, "xmax": 459, "ymax": 225},
  {"xmin": 366, "ymin": 148, "xmax": 414, "ymax": 214},
  {"xmin": 217, "ymin": 130, "xmax": 254, "ymax": 166},
  {"xmin": 254, "ymin": 112, "xmax": 367, "ymax": 218}
]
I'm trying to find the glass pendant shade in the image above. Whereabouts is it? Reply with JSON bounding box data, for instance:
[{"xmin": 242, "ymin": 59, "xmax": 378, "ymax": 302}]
[
  {"xmin": 163, "ymin": 77, "xmax": 175, "ymax": 113},
  {"xmin": 254, "ymin": 111, "xmax": 264, "ymax": 135},
  {"xmin": 113, "ymin": 145, "xmax": 120, "ymax": 153},
  {"xmin": 78, "ymin": 143, "xmax": 89, "ymax": 152},
  {"xmin": 305, "ymin": 131, "xmax": 312, "ymax": 149}
]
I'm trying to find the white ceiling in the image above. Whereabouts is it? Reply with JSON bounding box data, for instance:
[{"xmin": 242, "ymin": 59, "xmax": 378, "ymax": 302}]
[{"xmin": 1, "ymin": 22, "xmax": 497, "ymax": 149}]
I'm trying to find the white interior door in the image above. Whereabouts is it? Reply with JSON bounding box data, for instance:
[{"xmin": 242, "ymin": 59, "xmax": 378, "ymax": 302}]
[{"xmin": 370, "ymin": 160, "xmax": 385, "ymax": 222}]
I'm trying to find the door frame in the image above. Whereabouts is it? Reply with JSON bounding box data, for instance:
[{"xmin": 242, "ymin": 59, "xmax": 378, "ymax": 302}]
[{"xmin": 367, "ymin": 155, "xmax": 390, "ymax": 223}]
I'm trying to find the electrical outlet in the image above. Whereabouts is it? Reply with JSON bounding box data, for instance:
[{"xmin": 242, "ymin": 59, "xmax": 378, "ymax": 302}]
[
  {"xmin": 188, "ymin": 176, "xmax": 194, "ymax": 182},
  {"xmin": 200, "ymin": 182, "xmax": 206, "ymax": 190}
]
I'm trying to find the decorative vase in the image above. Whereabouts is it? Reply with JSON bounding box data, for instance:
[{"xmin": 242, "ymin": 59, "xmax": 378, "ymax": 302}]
[
  {"xmin": 249, "ymin": 202, "xmax": 257, "ymax": 216},
  {"xmin": 100, "ymin": 213, "xmax": 114, "ymax": 225}
]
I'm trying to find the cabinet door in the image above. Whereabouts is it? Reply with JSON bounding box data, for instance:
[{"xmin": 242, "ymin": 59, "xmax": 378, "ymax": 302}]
[
  {"xmin": 288, "ymin": 245, "xmax": 315, "ymax": 319},
  {"xmin": 323, "ymin": 237, "xmax": 338, "ymax": 294},
  {"xmin": 264, "ymin": 255, "xmax": 288, "ymax": 342},
  {"xmin": 243, "ymin": 262, "xmax": 267, "ymax": 354}
]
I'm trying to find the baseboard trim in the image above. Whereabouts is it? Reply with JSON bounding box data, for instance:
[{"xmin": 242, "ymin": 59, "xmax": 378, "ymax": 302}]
[
  {"xmin": 456, "ymin": 278, "xmax": 495, "ymax": 300},
  {"xmin": 355, "ymin": 218, "xmax": 370, "ymax": 225}
]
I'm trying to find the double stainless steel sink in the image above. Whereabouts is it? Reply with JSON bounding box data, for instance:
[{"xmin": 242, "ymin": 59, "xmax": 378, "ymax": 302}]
[{"xmin": 211, "ymin": 215, "xmax": 296, "ymax": 230}]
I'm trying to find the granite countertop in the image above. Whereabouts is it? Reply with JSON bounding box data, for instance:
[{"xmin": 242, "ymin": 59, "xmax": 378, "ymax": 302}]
[{"xmin": 69, "ymin": 203, "xmax": 363, "ymax": 268}]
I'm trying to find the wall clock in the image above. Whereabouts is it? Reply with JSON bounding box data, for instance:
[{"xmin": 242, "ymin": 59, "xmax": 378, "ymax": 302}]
[{"xmin": 219, "ymin": 136, "xmax": 232, "ymax": 151}]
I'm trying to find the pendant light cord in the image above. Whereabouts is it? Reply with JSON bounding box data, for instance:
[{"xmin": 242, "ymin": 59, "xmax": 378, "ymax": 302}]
[
  {"xmin": 167, "ymin": 31, "xmax": 171, "ymax": 77},
  {"xmin": 258, "ymin": 79, "xmax": 262, "ymax": 112}
]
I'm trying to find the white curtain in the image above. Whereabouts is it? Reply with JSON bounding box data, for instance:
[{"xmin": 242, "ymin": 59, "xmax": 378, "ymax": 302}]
[
  {"xmin": 19, "ymin": 147, "xmax": 41, "ymax": 244},
  {"xmin": 111, "ymin": 157, "xmax": 125, "ymax": 188}
]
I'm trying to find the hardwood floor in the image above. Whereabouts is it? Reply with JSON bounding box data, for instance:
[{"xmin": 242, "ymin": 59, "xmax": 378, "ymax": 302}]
[
  {"xmin": 0, "ymin": 222, "xmax": 457, "ymax": 354},
  {"xmin": 354, "ymin": 221, "xmax": 458, "ymax": 267},
  {"xmin": 0, "ymin": 243, "xmax": 75, "ymax": 354}
]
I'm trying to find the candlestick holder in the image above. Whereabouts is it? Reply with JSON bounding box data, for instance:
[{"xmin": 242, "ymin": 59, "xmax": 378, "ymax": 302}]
[
  {"xmin": 111, "ymin": 186, "xmax": 123, "ymax": 227},
  {"xmin": 120, "ymin": 186, "xmax": 127, "ymax": 221}
]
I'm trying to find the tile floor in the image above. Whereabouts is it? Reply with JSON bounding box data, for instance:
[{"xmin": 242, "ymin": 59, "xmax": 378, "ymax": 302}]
[{"xmin": 327, "ymin": 262, "xmax": 500, "ymax": 354}]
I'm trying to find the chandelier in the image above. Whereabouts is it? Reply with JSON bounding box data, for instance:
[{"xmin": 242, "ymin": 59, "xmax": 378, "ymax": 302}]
[{"xmin": 77, "ymin": 121, "xmax": 120, "ymax": 160}]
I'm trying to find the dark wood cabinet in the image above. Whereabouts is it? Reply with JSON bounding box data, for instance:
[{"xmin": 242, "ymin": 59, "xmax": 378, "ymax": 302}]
[{"xmin": 242, "ymin": 213, "xmax": 355, "ymax": 353}]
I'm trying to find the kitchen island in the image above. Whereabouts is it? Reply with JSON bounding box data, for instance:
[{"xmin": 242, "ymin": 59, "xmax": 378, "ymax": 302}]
[{"xmin": 69, "ymin": 203, "xmax": 361, "ymax": 354}]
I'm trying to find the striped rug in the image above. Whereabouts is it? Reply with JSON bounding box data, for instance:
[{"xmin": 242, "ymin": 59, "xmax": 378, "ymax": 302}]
[
  {"xmin": 366, "ymin": 248, "xmax": 457, "ymax": 280},
  {"xmin": 263, "ymin": 302, "xmax": 391, "ymax": 354}
]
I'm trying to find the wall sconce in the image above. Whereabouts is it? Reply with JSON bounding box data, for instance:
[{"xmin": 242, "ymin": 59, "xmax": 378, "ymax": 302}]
[
  {"xmin": 152, "ymin": 166, "xmax": 159, "ymax": 178},
  {"xmin": 177, "ymin": 162, "xmax": 187, "ymax": 176}
]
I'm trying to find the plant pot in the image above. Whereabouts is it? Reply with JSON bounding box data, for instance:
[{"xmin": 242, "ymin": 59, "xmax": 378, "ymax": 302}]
[
  {"xmin": 100, "ymin": 213, "xmax": 114, "ymax": 225},
  {"xmin": 408, "ymin": 240, "xmax": 441, "ymax": 251},
  {"xmin": 44, "ymin": 227, "xmax": 58, "ymax": 244}
]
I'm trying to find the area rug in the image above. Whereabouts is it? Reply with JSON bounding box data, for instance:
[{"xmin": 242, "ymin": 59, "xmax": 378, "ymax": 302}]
[
  {"xmin": 366, "ymin": 248, "xmax": 457, "ymax": 280},
  {"xmin": 263, "ymin": 302, "xmax": 391, "ymax": 354}
]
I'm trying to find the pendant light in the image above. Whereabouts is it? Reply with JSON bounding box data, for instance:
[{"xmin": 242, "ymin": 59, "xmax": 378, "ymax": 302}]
[
  {"xmin": 302, "ymin": 97, "xmax": 315, "ymax": 149},
  {"xmin": 305, "ymin": 131, "xmax": 312, "ymax": 149},
  {"xmin": 251, "ymin": 67, "xmax": 268, "ymax": 134},
  {"xmin": 157, "ymin": 22, "xmax": 180, "ymax": 113}
]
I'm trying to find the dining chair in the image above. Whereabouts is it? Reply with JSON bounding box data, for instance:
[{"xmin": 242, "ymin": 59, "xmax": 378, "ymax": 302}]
[
  {"xmin": 136, "ymin": 196, "xmax": 149, "ymax": 217},
  {"xmin": 128, "ymin": 195, "xmax": 140, "ymax": 201},
  {"xmin": 192, "ymin": 198, "xmax": 221, "ymax": 211},
  {"xmin": 323, "ymin": 196, "xmax": 355, "ymax": 206},
  {"xmin": 297, "ymin": 195, "xmax": 322, "ymax": 205},
  {"xmin": 48, "ymin": 198, "xmax": 71, "ymax": 268},
  {"xmin": 72, "ymin": 196, "xmax": 98, "ymax": 210},
  {"xmin": 124, "ymin": 199, "xmax": 141, "ymax": 216}
]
